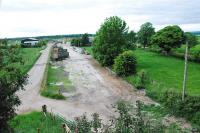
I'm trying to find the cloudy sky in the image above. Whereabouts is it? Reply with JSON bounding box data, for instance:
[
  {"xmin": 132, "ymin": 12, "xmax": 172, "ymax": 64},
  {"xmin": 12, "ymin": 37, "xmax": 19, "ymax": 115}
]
[{"xmin": 0, "ymin": 0, "xmax": 199, "ymax": 38}]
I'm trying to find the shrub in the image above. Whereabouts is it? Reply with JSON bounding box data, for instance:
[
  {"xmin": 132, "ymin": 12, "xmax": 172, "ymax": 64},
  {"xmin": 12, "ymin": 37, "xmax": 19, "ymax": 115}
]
[
  {"xmin": 81, "ymin": 33, "xmax": 90, "ymax": 46},
  {"xmin": 71, "ymin": 38, "xmax": 81, "ymax": 47},
  {"xmin": 133, "ymin": 70, "xmax": 149, "ymax": 89},
  {"xmin": 113, "ymin": 50, "xmax": 137, "ymax": 76},
  {"xmin": 158, "ymin": 91, "xmax": 200, "ymax": 129}
]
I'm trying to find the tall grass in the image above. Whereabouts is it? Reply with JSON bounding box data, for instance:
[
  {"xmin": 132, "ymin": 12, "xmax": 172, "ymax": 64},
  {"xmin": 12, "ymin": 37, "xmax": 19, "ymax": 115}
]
[
  {"xmin": 9, "ymin": 112, "xmax": 75, "ymax": 133},
  {"xmin": 20, "ymin": 48, "xmax": 43, "ymax": 74}
]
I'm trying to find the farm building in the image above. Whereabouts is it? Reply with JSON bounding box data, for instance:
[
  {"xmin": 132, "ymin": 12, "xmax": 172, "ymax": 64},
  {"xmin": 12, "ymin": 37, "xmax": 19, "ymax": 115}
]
[{"xmin": 21, "ymin": 38, "xmax": 39, "ymax": 47}]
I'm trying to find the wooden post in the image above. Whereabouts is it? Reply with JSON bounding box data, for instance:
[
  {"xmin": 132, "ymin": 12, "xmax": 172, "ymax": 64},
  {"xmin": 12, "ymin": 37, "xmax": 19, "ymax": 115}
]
[
  {"xmin": 62, "ymin": 123, "xmax": 71, "ymax": 133},
  {"xmin": 182, "ymin": 41, "xmax": 189, "ymax": 101},
  {"xmin": 42, "ymin": 105, "xmax": 47, "ymax": 116}
]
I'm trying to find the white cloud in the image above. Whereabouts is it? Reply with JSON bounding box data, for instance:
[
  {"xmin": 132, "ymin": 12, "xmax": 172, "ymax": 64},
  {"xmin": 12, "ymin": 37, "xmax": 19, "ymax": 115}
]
[{"xmin": 0, "ymin": 0, "xmax": 199, "ymax": 38}]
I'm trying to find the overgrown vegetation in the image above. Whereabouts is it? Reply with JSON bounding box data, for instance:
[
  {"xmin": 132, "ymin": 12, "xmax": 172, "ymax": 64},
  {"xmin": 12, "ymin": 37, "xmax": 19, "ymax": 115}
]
[
  {"xmin": 71, "ymin": 33, "xmax": 91, "ymax": 47},
  {"xmin": 0, "ymin": 40, "xmax": 28, "ymax": 132},
  {"xmin": 159, "ymin": 91, "xmax": 200, "ymax": 130},
  {"xmin": 10, "ymin": 101, "xmax": 188, "ymax": 133},
  {"xmin": 126, "ymin": 69, "xmax": 149, "ymax": 90},
  {"xmin": 113, "ymin": 50, "xmax": 137, "ymax": 76},
  {"xmin": 125, "ymin": 49, "xmax": 200, "ymax": 129},
  {"xmin": 9, "ymin": 112, "xmax": 75, "ymax": 133},
  {"xmin": 41, "ymin": 64, "xmax": 73, "ymax": 99}
]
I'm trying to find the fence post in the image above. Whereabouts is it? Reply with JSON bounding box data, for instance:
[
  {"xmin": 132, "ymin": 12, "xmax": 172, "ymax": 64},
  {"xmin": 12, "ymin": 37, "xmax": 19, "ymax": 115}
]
[{"xmin": 42, "ymin": 105, "xmax": 47, "ymax": 113}]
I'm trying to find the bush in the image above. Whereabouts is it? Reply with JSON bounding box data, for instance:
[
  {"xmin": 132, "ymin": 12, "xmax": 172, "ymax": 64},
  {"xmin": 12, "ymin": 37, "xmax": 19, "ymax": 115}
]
[
  {"xmin": 191, "ymin": 44, "xmax": 200, "ymax": 61},
  {"xmin": 158, "ymin": 91, "xmax": 200, "ymax": 129},
  {"xmin": 113, "ymin": 50, "xmax": 137, "ymax": 76},
  {"xmin": 133, "ymin": 70, "xmax": 149, "ymax": 89},
  {"xmin": 71, "ymin": 38, "xmax": 81, "ymax": 47}
]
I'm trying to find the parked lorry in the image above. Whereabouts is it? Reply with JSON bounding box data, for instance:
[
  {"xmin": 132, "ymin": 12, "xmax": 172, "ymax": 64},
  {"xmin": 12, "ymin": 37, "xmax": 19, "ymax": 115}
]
[{"xmin": 51, "ymin": 44, "xmax": 69, "ymax": 61}]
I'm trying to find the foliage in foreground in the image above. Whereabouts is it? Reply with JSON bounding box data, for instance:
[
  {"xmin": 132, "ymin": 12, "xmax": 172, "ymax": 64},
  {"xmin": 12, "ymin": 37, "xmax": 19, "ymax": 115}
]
[
  {"xmin": 113, "ymin": 50, "xmax": 137, "ymax": 76},
  {"xmin": 10, "ymin": 101, "xmax": 188, "ymax": 133},
  {"xmin": 92, "ymin": 16, "xmax": 129, "ymax": 66},
  {"xmin": 9, "ymin": 112, "xmax": 75, "ymax": 133},
  {"xmin": 158, "ymin": 91, "xmax": 200, "ymax": 130},
  {"xmin": 0, "ymin": 40, "xmax": 28, "ymax": 132}
]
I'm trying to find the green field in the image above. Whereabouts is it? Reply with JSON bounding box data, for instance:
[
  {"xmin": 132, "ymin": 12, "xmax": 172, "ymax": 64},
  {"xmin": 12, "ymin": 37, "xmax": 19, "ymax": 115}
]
[
  {"xmin": 9, "ymin": 112, "xmax": 74, "ymax": 133},
  {"xmin": 20, "ymin": 48, "xmax": 42, "ymax": 74},
  {"xmin": 41, "ymin": 64, "xmax": 73, "ymax": 99},
  {"xmin": 126, "ymin": 49, "xmax": 200, "ymax": 96},
  {"xmin": 79, "ymin": 46, "xmax": 200, "ymax": 96},
  {"xmin": 81, "ymin": 46, "xmax": 93, "ymax": 55}
]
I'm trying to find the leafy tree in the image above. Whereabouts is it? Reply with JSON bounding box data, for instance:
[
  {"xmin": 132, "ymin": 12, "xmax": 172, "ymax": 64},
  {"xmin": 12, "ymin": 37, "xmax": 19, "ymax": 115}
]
[
  {"xmin": 81, "ymin": 33, "xmax": 90, "ymax": 46},
  {"xmin": 126, "ymin": 30, "xmax": 137, "ymax": 50},
  {"xmin": 113, "ymin": 50, "xmax": 137, "ymax": 76},
  {"xmin": 137, "ymin": 22, "xmax": 155, "ymax": 48},
  {"xmin": 0, "ymin": 40, "xmax": 27, "ymax": 132},
  {"xmin": 151, "ymin": 25, "xmax": 184, "ymax": 53},
  {"xmin": 184, "ymin": 32, "xmax": 198, "ymax": 47},
  {"xmin": 71, "ymin": 38, "xmax": 81, "ymax": 47},
  {"xmin": 92, "ymin": 16, "xmax": 129, "ymax": 66}
]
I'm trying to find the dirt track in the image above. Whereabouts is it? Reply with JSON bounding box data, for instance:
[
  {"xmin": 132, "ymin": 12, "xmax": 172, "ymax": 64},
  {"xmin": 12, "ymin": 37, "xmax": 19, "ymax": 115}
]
[
  {"xmin": 16, "ymin": 43, "xmax": 191, "ymax": 129},
  {"xmin": 17, "ymin": 43, "xmax": 153, "ymax": 121}
]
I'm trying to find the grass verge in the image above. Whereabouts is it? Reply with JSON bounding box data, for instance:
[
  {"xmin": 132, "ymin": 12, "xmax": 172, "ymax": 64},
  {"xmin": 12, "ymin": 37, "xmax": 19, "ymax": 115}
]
[
  {"xmin": 81, "ymin": 46, "xmax": 93, "ymax": 55},
  {"xmin": 9, "ymin": 112, "xmax": 75, "ymax": 133},
  {"xmin": 41, "ymin": 64, "xmax": 73, "ymax": 100},
  {"xmin": 20, "ymin": 48, "xmax": 43, "ymax": 74}
]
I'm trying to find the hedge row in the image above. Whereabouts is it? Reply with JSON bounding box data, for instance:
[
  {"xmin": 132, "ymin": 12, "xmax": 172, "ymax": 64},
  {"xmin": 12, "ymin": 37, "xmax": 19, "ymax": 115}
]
[{"xmin": 147, "ymin": 90, "xmax": 200, "ymax": 130}]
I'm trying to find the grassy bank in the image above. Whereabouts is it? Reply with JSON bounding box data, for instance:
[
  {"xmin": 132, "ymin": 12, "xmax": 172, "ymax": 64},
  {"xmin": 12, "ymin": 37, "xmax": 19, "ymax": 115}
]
[
  {"xmin": 81, "ymin": 46, "xmax": 93, "ymax": 55},
  {"xmin": 126, "ymin": 49, "xmax": 200, "ymax": 96},
  {"xmin": 41, "ymin": 64, "xmax": 73, "ymax": 100},
  {"xmin": 9, "ymin": 112, "xmax": 75, "ymax": 133},
  {"xmin": 20, "ymin": 48, "xmax": 43, "ymax": 74}
]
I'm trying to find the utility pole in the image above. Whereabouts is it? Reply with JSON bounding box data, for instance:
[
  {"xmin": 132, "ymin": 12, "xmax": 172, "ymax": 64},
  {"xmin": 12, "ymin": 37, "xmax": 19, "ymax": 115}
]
[{"xmin": 182, "ymin": 41, "xmax": 189, "ymax": 101}]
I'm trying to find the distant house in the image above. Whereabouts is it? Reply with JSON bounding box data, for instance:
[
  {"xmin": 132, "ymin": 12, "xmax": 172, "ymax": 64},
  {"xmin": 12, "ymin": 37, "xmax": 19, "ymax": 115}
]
[
  {"xmin": 21, "ymin": 38, "xmax": 39, "ymax": 47},
  {"xmin": 88, "ymin": 37, "xmax": 94, "ymax": 45}
]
